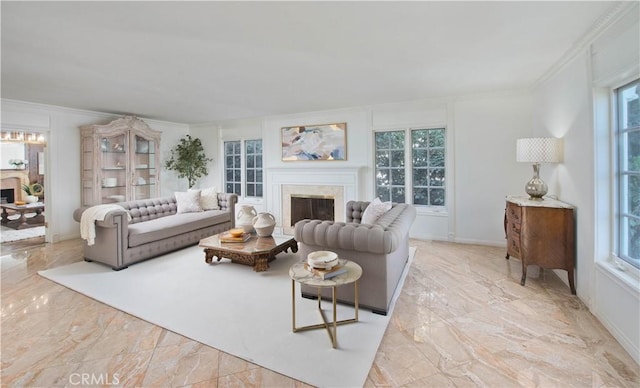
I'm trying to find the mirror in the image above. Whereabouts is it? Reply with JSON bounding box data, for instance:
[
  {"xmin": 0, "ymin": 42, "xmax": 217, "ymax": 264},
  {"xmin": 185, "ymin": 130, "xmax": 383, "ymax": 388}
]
[{"xmin": 0, "ymin": 142, "xmax": 26, "ymax": 169}]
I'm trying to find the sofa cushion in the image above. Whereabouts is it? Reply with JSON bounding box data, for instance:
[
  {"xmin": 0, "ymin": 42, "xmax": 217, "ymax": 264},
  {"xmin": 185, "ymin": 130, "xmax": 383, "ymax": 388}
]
[
  {"xmin": 361, "ymin": 197, "xmax": 392, "ymax": 224},
  {"xmin": 128, "ymin": 210, "xmax": 229, "ymax": 247},
  {"xmin": 175, "ymin": 190, "xmax": 203, "ymax": 213}
]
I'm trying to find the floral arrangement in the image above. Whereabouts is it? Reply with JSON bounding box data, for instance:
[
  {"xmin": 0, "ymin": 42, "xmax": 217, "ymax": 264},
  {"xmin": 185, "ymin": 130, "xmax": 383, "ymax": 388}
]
[{"xmin": 9, "ymin": 159, "xmax": 27, "ymax": 168}]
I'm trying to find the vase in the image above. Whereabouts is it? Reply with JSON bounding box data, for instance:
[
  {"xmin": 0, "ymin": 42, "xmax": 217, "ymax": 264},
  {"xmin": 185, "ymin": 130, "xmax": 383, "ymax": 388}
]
[
  {"xmin": 252, "ymin": 212, "xmax": 276, "ymax": 237},
  {"xmin": 25, "ymin": 195, "xmax": 38, "ymax": 204},
  {"xmin": 236, "ymin": 205, "xmax": 257, "ymax": 233}
]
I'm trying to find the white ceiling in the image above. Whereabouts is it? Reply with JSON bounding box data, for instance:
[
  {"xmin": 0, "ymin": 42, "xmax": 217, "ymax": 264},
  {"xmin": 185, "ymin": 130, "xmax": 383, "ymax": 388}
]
[{"xmin": 1, "ymin": 1, "xmax": 616, "ymax": 124}]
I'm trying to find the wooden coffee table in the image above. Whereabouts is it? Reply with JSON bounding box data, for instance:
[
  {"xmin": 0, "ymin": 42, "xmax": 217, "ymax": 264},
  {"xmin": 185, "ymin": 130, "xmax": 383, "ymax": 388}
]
[
  {"xmin": 199, "ymin": 233, "xmax": 298, "ymax": 272},
  {"xmin": 1, "ymin": 202, "xmax": 45, "ymax": 230}
]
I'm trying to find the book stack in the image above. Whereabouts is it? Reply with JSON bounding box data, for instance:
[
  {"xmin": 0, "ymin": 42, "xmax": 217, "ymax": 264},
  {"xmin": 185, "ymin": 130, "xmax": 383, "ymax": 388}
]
[
  {"xmin": 305, "ymin": 262, "xmax": 348, "ymax": 280},
  {"xmin": 219, "ymin": 233, "xmax": 251, "ymax": 243}
]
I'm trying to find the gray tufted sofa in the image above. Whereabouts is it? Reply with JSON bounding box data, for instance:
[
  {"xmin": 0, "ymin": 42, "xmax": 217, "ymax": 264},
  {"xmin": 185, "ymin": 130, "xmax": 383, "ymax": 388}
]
[
  {"xmin": 294, "ymin": 200, "xmax": 416, "ymax": 315},
  {"xmin": 73, "ymin": 193, "xmax": 237, "ymax": 270}
]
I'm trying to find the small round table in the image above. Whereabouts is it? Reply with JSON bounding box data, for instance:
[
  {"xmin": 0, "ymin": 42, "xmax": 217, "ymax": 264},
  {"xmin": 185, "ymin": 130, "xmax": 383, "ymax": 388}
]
[{"xmin": 289, "ymin": 259, "xmax": 362, "ymax": 348}]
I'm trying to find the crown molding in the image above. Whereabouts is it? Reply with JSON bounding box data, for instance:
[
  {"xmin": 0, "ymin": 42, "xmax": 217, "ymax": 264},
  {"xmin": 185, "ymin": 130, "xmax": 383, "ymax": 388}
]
[{"xmin": 533, "ymin": 1, "xmax": 638, "ymax": 88}]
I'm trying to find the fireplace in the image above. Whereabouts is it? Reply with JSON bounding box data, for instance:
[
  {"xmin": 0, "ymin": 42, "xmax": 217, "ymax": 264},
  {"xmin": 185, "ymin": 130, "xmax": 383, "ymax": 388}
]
[
  {"xmin": 267, "ymin": 167, "xmax": 361, "ymax": 235},
  {"xmin": 1, "ymin": 188, "xmax": 15, "ymax": 204},
  {"xmin": 290, "ymin": 195, "xmax": 335, "ymax": 226}
]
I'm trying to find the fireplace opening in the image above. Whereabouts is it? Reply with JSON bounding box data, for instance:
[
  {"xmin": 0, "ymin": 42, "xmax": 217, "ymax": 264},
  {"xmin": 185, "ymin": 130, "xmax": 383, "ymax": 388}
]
[
  {"xmin": 291, "ymin": 195, "xmax": 335, "ymax": 226},
  {"xmin": 1, "ymin": 188, "xmax": 15, "ymax": 204}
]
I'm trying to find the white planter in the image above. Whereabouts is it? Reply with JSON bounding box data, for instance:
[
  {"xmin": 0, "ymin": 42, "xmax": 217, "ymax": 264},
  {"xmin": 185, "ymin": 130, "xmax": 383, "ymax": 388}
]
[{"xmin": 25, "ymin": 195, "xmax": 38, "ymax": 203}]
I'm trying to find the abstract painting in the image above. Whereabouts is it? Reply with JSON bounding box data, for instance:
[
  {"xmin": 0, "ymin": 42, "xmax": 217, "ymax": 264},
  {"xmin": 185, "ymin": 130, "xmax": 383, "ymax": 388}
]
[{"xmin": 281, "ymin": 122, "xmax": 347, "ymax": 161}]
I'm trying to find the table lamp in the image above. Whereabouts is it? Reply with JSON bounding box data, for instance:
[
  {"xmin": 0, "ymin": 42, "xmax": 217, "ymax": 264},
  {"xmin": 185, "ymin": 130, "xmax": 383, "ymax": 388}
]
[{"xmin": 516, "ymin": 137, "xmax": 563, "ymax": 200}]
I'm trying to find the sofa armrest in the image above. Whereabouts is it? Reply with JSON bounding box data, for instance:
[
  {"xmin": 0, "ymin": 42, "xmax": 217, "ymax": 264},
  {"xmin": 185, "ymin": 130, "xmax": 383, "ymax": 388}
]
[
  {"xmin": 294, "ymin": 219, "xmax": 395, "ymax": 254},
  {"xmin": 73, "ymin": 206, "xmax": 131, "ymax": 228},
  {"xmin": 217, "ymin": 193, "xmax": 238, "ymax": 227}
]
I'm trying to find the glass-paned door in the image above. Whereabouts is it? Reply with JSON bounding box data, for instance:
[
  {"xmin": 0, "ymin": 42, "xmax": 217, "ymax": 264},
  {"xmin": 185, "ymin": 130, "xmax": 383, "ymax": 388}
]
[
  {"xmin": 132, "ymin": 134, "xmax": 157, "ymax": 201},
  {"xmin": 100, "ymin": 133, "xmax": 127, "ymax": 203}
]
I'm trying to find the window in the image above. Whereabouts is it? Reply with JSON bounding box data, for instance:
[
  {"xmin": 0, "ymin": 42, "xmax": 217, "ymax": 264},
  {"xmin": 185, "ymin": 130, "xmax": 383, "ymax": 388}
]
[
  {"xmin": 375, "ymin": 128, "xmax": 446, "ymax": 207},
  {"xmin": 245, "ymin": 139, "xmax": 263, "ymax": 197},
  {"xmin": 616, "ymin": 80, "xmax": 640, "ymax": 269},
  {"xmin": 224, "ymin": 139, "xmax": 263, "ymax": 198}
]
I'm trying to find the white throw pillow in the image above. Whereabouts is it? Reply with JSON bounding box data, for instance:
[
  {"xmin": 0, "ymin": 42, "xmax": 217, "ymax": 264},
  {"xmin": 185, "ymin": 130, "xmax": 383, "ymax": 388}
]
[
  {"xmin": 175, "ymin": 190, "xmax": 203, "ymax": 213},
  {"xmin": 190, "ymin": 187, "xmax": 219, "ymax": 210},
  {"xmin": 361, "ymin": 197, "xmax": 392, "ymax": 224}
]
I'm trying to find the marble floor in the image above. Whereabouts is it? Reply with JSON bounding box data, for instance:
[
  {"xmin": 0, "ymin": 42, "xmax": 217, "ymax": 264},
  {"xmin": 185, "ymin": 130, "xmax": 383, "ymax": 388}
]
[{"xmin": 1, "ymin": 238, "xmax": 638, "ymax": 387}]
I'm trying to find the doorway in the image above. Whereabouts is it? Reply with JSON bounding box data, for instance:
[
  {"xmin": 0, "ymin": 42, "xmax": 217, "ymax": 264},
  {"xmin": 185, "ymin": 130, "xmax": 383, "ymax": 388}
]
[{"xmin": 0, "ymin": 131, "xmax": 47, "ymax": 249}]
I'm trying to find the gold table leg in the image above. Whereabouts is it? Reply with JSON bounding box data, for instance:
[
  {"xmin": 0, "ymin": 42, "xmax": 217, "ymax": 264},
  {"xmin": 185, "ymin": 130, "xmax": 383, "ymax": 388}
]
[{"xmin": 291, "ymin": 280, "xmax": 359, "ymax": 349}]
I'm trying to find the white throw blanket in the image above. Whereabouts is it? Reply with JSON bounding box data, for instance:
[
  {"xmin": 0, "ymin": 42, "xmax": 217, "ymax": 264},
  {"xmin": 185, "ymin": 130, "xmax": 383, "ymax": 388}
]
[{"xmin": 80, "ymin": 204, "xmax": 131, "ymax": 246}]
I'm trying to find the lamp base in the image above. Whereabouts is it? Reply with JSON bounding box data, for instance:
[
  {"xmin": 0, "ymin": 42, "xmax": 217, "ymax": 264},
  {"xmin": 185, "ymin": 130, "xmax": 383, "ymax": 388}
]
[{"xmin": 525, "ymin": 163, "xmax": 547, "ymax": 200}]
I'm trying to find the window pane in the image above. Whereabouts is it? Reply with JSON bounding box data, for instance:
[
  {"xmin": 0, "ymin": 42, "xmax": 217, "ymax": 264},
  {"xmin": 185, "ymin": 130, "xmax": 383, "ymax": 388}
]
[
  {"xmin": 414, "ymin": 168, "xmax": 428, "ymax": 186},
  {"xmin": 256, "ymin": 170, "xmax": 263, "ymax": 182},
  {"xmin": 391, "ymin": 187, "xmax": 405, "ymax": 203},
  {"xmin": 226, "ymin": 156, "xmax": 233, "ymax": 167},
  {"xmin": 247, "ymin": 170, "xmax": 255, "ymax": 182},
  {"xmin": 246, "ymin": 141, "xmax": 255, "ymax": 154},
  {"xmin": 429, "ymin": 149, "xmax": 445, "ymax": 167},
  {"xmin": 234, "ymin": 142, "xmax": 241, "ymax": 154},
  {"xmin": 234, "ymin": 156, "xmax": 241, "ymax": 167},
  {"xmin": 429, "ymin": 129, "xmax": 445, "ymax": 147},
  {"xmin": 628, "ymin": 130, "xmax": 640, "ymax": 168},
  {"xmin": 413, "ymin": 149, "xmax": 428, "ymax": 166},
  {"xmin": 391, "ymin": 132, "xmax": 405, "ymax": 149},
  {"xmin": 247, "ymin": 156, "xmax": 255, "ymax": 168},
  {"xmin": 429, "ymin": 168, "xmax": 445, "ymax": 186},
  {"xmin": 628, "ymin": 175, "xmax": 640, "ymax": 217},
  {"xmin": 429, "ymin": 188, "xmax": 445, "ymax": 206},
  {"xmin": 247, "ymin": 184, "xmax": 255, "ymax": 197},
  {"xmin": 375, "ymin": 132, "xmax": 390, "ymax": 149},
  {"xmin": 391, "ymin": 150, "xmax": 405, "ymax": 167},
  {"xmin": 412, "ymin": 129, "xmax": 428, "ymax": 148},
  {"xmin": 376, "ymin": 151, "xmax": 390, "ymax": 167},
  {"xmin": 376, "ymin": 169, "xmax": 390, "ymax": 186},
  {"xmin": 256, "ymin": 156, "xmax": 263, "ymax": 168},
  {"xmin": 226, "ymin": 183, "xmax": 233, "ymax": 193},
  {"xmin": 413, "ymin": 187, "xmax": 428, "ymax": 205},
  {"xmin": 234, "ymin": 183, "xmax": 241, "ymax": 195},
  {"xmin": 225, "ymin": 142, "xmax": 234, "ymax": 154},
  {"xmin": 391, "ymin": 168, "xmax": 405, "ymax": 186},
  {"xmin": 376, "ymin": 186, "xmax": 390, "ymax": 202}
]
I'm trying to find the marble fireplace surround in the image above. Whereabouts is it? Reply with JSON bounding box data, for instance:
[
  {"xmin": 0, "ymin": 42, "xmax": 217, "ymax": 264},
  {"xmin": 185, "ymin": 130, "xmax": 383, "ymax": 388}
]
[{"xmin": 267, "ymin": 167, "xmax": 361, "ymax": 235}]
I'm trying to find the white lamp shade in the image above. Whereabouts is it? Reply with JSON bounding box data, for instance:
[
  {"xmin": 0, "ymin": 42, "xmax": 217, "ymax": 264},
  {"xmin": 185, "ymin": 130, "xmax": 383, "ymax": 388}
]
[{"xmin": 516, "ymin": 137, "xmax": 563, "ymax": 163}]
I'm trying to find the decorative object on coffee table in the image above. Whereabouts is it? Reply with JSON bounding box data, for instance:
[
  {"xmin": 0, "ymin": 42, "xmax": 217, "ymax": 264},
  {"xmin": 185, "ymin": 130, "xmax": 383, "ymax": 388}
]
[
  {"xmin": 199, "ymin": 233, "xmax": 298, "ymax": 272},
  {"xmin": 236, "ymin": 204, "xmax": 257, "ymax": 233},
  {"xmin": 252, "ymin": 212, "xmax": 276, "ymax": 237}
]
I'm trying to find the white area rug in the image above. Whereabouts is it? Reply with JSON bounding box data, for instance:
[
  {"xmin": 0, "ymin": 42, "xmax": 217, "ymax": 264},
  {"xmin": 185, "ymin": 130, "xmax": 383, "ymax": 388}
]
[
  {"xmin": 39, "ymin": 245, "xmax": 414, "ymax": 387},
  {"xmin": 1, "ymin": 225, "xmax": 45, "ymax": 243}
]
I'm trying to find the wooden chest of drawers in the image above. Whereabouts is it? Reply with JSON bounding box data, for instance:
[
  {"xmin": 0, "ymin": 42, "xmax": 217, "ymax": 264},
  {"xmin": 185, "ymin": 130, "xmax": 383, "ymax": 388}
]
[{"xmin": 504, "ymin": 196, "xmax": 576, "ymax": 294}]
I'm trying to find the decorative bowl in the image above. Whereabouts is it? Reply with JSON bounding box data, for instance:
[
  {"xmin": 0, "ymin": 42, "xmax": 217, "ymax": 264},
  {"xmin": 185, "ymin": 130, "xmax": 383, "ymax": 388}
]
[
  {"xmin": 228, "ymin": 228, "xmax": 245, "ymax": 237},
  {"xmin": 307, "ymin": 251, "xmax": 339, "ymax": 269}
]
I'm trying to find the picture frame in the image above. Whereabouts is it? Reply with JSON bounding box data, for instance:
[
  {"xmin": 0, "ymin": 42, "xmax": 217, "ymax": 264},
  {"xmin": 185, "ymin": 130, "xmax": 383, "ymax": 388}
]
[{"xmin": 281, "ymin": 122, "xmax": 347, "ymax": 161}]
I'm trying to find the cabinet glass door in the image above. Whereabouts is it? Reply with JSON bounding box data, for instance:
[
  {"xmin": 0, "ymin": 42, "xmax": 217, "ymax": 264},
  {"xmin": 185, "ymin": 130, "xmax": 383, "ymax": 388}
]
[
  {"xmin": 132, "ymin": 135, "xmax": 157, "ymax": 200},
  {"xmin": 100, "ymin": 134, "xmax": 128, "ymax": 203}
]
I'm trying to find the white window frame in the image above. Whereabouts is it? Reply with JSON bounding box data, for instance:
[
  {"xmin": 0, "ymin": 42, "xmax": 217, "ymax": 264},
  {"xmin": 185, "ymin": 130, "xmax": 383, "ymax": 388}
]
[
  {"xmin": 373, "ymin": 126, "xmax": 447, "ymax": 209},
  {"xmin": 223, "ymin": 138, "xmax": 263, "ymax": 202},
  {"xmin": 614, "ymin": 79, "xmax": 640, "ymax": 270}
]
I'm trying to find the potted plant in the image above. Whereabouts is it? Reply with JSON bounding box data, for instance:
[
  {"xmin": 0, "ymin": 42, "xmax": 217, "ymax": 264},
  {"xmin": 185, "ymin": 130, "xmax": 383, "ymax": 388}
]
[
  {"xmin": 164, "ymin": 135, "xmax": 213, "ymax": 188},
  {"xmin": 22, "ymin": 182, "xmax": 43, "ymax": 203}
]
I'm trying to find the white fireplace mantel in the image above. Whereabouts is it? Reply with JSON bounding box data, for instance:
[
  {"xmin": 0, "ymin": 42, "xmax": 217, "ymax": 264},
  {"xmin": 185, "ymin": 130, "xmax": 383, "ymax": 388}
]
[{"xmin": 266, "ymin": 167, "xmax": 363, "ymax": 235}]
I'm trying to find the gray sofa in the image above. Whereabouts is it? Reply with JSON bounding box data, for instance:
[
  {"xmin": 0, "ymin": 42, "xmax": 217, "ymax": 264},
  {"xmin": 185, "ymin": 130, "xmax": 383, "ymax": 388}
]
[
  {"xmin": 73, "ymin": 193, "xmax": 237, "ymax": 270},
  {"xmin": 294, "ymin": 200, "xmax": 416, "ymax": 315}
]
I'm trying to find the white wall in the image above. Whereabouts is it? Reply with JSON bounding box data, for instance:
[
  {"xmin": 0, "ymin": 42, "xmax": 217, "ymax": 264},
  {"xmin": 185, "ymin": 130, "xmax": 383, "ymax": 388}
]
[
  {"xmin": 531, "ymin": 3, "xmax": 640, "ymax": 364},
  {"xmin": 1, "ymin": 100, "xmax": 189, "ymax": 242},
  {"xmin": 195, "ymin": 94, "xmax": 530, "ymax": 244}
]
